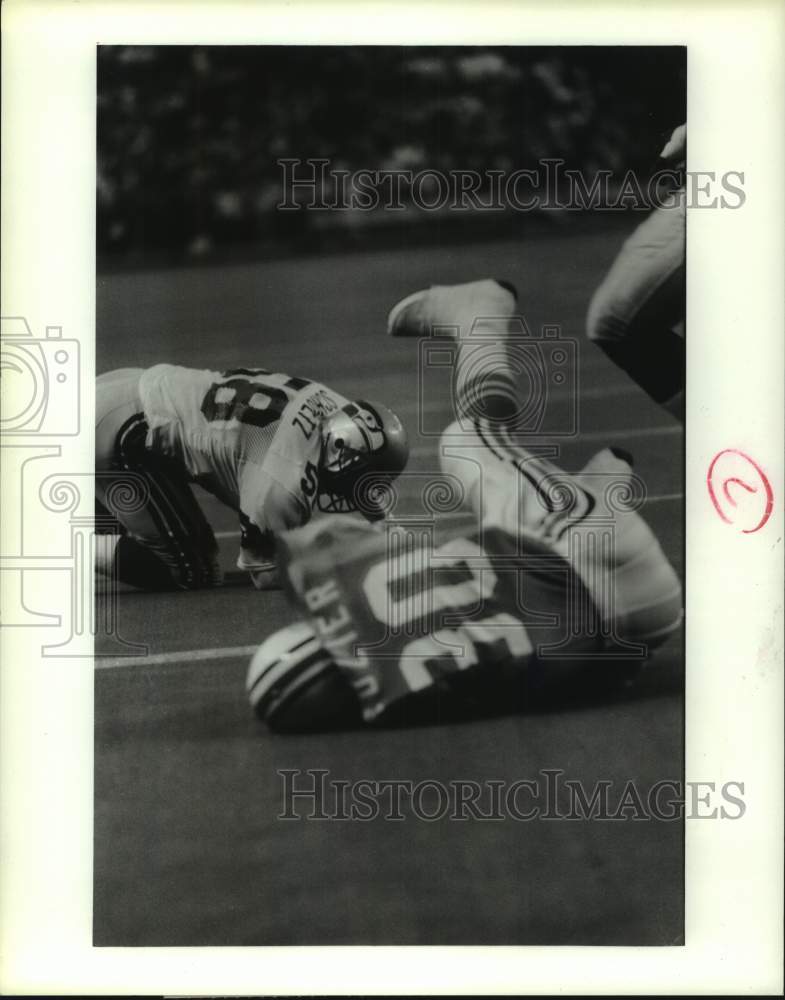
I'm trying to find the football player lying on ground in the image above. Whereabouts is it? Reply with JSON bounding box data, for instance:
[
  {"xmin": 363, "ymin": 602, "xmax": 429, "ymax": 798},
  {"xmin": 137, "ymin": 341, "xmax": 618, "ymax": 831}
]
[
  {"xmin": 586, "ymin": 123, "xmax": 686, "ymax": 421},
  {"xmin": 95, "ymin": 364, "xmax": 408, "ymax": 590},
  {"xmin": 247, "ymin": 279, "xmax": 683, "ymax": 731}
]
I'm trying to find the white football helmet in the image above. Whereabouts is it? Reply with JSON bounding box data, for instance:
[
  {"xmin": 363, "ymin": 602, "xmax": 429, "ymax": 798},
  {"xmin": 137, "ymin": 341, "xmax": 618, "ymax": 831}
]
[
  {"xmin": 247, "ymin": 621, "xmax": 361, "ymax": 731},
  {"xmin": 318, "ymin": 399, "xmax": 409, "ymax": 517},
  {"xmin": 247, "ymin": 621, "xmax": 331, "ymax": 719}
]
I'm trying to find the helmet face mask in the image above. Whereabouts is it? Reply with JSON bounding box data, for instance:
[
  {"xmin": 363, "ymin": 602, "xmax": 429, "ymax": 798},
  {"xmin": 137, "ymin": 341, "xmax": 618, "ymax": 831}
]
[{"xmin": 318, "ymin": 400, "xmax": 408, "ymax": 518}]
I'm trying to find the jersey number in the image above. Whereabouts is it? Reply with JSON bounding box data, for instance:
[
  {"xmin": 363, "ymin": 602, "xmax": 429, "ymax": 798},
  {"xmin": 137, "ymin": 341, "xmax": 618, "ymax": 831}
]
[
  {"xmin": 201, "ymin": 370, "xmax": 306, "ymax": 430},
  {"xmin": 362, "ymin": 538, "xmax": 533, "ymax": 692}
]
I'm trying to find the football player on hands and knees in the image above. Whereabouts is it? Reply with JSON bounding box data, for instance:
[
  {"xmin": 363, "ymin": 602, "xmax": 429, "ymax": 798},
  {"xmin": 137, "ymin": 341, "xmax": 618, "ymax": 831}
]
[
  {"xmin": 247, "ymin": 279, "xmax": 683, "ymax": 731},
  {"xmin": 95, "ymin": 364, "xmax": 408, "ymax": 591}
]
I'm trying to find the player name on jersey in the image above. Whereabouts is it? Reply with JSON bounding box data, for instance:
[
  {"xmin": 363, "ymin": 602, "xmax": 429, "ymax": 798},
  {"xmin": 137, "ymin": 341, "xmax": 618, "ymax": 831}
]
[{"xmin": 278, "ymin": 514, "xmax": 605, "ymax": 722}]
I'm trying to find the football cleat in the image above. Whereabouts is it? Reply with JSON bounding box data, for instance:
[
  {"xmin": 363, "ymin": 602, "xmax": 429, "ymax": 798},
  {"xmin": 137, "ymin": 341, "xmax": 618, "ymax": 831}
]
[
  {"xmin": 318, "ymin": 399, "xmax": 409, "ymax": 517},
  {"xmin": 246, "ymin": 621, "xmax": 361, "ymax": 732},
  {"xmin": 386, "ymin": 278, "xmax": 518, "ymax": 337},
  {"xmin": 387, "ymin": 278, "xmax": 522, "ymax": 423}
]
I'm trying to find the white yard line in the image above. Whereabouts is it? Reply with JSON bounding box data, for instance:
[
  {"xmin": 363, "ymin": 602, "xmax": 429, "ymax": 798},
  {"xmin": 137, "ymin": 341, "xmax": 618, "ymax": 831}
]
[
  {"xmin": 96, "ymin": 644, "xmax": 258, "ymax": 670},
  {"xmin": 106, "ymin": 482, "xmax": 683, "ymax": 673},
  {"xmin": 634, "ymin": 491, "xmax": 683, "ymax": 504}
]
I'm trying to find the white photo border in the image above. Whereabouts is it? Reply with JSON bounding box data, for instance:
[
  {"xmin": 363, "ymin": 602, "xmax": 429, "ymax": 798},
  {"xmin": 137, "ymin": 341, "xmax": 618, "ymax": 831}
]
[{"xmin": 1, "ymin": 0, "xmax": 783, "ymax": 994}]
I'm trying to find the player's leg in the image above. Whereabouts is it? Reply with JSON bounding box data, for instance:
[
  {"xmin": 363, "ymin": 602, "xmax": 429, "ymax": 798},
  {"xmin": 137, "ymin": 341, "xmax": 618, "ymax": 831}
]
[
  {"xmin": 586, "ymin": 197, "xmax": 685, "ymax": 419},
  {"xmin": 95, "ymin": 369, "xmax": 148, "ymax": 531},
  {"xmin": 438, "ymin": 422, "xmax": 682, "ymax": 652},
  {"xmin": 389, "ymin": 280, "xmax": 682, "ymax": 650},
  {"xmin": 95, "ymin": 368, "xmax": 147, "ymax": 473},
  {"xmin": 111, "ymin": 415, "xmax": 223, "ymax": 590},
  {"xmin": 96, "ymin": 368, "xmax": 172, "ymax": 589},
  {"xmin": 95, "ymin": 369, "xmax": 222, "ymax": 591},
  {"xmin": 388, "ymin": 278, "xmax": 522, "ymax": 424}
]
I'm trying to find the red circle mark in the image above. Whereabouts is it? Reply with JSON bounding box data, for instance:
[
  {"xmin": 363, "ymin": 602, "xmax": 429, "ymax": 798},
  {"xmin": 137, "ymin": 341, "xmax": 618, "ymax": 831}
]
[{"xmin": 707, "ymin": 449, "xmax": 774, "ymax": 534}]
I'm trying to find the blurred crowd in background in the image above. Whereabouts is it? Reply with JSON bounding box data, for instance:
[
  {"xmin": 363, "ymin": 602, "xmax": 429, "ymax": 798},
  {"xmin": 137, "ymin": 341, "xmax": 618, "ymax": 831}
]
[{"xmin": 97, "ymin": 46, "xmax": 686, "ymax": 267}]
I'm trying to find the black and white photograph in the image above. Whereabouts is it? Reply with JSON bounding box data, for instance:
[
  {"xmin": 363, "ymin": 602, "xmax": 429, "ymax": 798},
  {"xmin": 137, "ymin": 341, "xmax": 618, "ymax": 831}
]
[
  {"xmin": 94, "ymin": 44, "xmax": 688, "ymax": 946},
  {"xmin": 1, "ymin": 1, "xmax": 782, "ymax": 993}
]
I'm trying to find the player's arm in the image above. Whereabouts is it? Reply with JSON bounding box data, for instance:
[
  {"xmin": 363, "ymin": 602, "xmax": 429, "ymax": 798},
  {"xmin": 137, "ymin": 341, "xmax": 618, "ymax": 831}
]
[
  {"xmin": 236, "ymin": 514, "xmax": 280, "ymax": 590},
  {"xmin": 238, "ymin": 482, "xmax": 310, "ymax": 590}
]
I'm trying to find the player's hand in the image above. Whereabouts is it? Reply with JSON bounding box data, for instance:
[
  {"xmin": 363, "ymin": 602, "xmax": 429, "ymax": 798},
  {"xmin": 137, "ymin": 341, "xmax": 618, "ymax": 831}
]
[{"xmin": 249, "ymin": 565, "xmax": 282, "ymax": 590}]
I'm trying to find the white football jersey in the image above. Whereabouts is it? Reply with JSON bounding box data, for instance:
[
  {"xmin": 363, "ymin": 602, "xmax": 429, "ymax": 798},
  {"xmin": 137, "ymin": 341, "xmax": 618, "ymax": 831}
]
[{"xmin": 138, "ymin": 363, "xmax": 350, "ymax": 573}]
